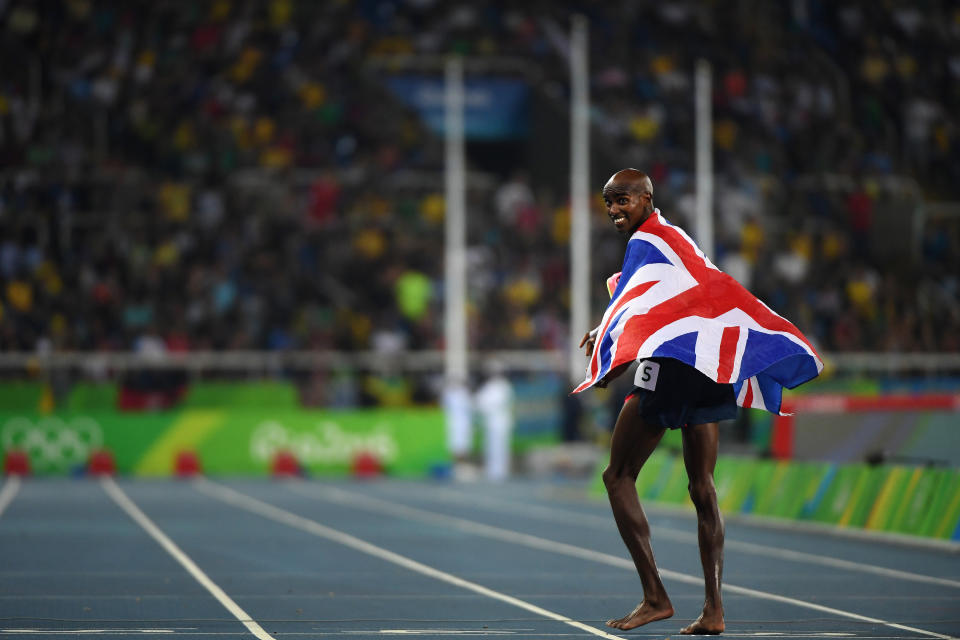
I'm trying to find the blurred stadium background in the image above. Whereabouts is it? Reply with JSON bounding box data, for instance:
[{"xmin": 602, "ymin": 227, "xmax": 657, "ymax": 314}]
[{"xmin": 0, "ymin": 1, "xmax": 958, "ymax": 537}]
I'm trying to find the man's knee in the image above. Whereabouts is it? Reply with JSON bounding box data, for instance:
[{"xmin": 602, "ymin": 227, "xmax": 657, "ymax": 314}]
[
  {"xmin": 687, "ymin": 478, "xmax": 717, "ymax": 510},
  {"xmin": 602, "ymin": 464, "xmax": 638, "ymax": 492}
]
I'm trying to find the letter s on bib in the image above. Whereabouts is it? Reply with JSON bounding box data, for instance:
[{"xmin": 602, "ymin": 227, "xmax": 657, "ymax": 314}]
[{"xmin": 633, "ymin": 360, "xmax": 660, "ymax": 391}]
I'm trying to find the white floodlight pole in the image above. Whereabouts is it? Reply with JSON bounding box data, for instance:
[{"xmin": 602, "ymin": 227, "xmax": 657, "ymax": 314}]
[
  {"xmin": 444, "ymin": 56, "xmax": 468, "ymax": 384},
  {"xmin": 695, "ymin": 59, "xmax": 714, "ymax": 257},
  {"xmin": 569, "ymin": 15, "xmax": 591, "ymax": 385}
]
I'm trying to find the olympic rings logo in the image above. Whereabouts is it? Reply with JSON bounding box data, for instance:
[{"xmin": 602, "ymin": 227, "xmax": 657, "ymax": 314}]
[{"xmin": 1, "ymin": 416, "xmax": 103, "ymax": 470}]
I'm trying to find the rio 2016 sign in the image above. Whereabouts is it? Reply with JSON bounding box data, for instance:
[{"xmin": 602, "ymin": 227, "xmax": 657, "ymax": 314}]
[
  {"xmin": 0, "ymin": 408, "xmax": 448, "ymax": 476},
  {"xmin": 250, "ymin": 420, "xmax": 399, "ymax": 466}
]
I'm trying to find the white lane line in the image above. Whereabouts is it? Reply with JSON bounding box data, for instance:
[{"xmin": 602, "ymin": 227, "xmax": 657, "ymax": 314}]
[
  {"xmin": 345, "ymin": 635, "xmax": 903, "ymax": 639},
  {"xmin": 296, "ymin": 484, "xmax": 958, "ymax": 640},
  {"xmin": 379, "ymin": 483, "xmax": 960, "ymax": 589},
  {"xmin": 0, "ymin": 632, "xmax": 909, "ymax": 639},
  {"xmin": 375, "ymin": 631, "xmax": 519, "ymax": 635},
  {"xmin": 1, "ymin": 631, "xmax": 175, "ymax": 635},
  {"xmin": 722, "ymin": 540, "xmax": 960, "ymax": 589},
  {"xmin": 100, "ymin": 477, "xmax": 275, "ymax": 640},
  {"xmin": 192, "ymin": 478, "xmax": 627, "ymax": 640},
  {"xmin": 0, "ymin": 474, "xmax": 21, "ymax": 519}
]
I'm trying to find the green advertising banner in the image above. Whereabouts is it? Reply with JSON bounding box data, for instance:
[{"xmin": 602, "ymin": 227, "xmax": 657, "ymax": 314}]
[
  {"xmin": 714, "ymin": 456, "xmax": 756, "ymax": 513},
  {"xmin": 589, "ymin": 452, "xmax": 960, "ymax": 542},
  {"xmin": 0, "ymin": 408, "xmax": 449, "ymax": 477}
]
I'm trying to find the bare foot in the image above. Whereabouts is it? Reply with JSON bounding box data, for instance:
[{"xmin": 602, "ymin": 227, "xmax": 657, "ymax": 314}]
[
  {"xmin": 679, "ymin": 610, "xmax": 725, "ymax": 635},
  {"xmin": 606, "ymin": 600, "xmax": 674, "ymax": 630}
]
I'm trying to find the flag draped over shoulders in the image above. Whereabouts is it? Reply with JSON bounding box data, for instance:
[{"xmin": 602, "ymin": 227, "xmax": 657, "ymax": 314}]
[{"xmin": 574, "ymin": 209, "xmax": 823, "ymax": 415}]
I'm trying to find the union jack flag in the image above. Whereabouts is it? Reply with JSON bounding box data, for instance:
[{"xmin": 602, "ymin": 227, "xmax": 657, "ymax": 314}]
[{"xmin": 574, "ymin": 209, "xmax": 823, "ymax": 415}]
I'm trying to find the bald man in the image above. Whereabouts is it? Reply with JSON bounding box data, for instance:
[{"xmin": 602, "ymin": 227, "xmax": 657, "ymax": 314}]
[{"xmin": 580, "ymin": 169, "xmax": 728, "ymax": 635}]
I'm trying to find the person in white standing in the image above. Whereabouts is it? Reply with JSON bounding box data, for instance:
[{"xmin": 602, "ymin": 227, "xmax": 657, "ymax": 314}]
[
  {"xmin": 442, "ymin": 377, "xmax": 474, "ymax": 479},
  {"xmin": 474, "ymin": 361, "xmax": 514, "ymax": 481}
]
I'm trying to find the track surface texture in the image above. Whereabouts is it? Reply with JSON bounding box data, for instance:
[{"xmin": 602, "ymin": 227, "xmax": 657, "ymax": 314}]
[{"xmin": 0, "ymin": 476, "xmax": 957, "ymax": 639}]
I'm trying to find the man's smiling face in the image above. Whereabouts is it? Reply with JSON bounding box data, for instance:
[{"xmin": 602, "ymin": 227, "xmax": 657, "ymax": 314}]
[{"xmin": 602, "ymin": 180, "xmax": 653, "ymax": 236}]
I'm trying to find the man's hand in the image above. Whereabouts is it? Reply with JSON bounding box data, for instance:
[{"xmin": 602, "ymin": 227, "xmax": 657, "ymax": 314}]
[{"xmin": 579, "ymin": 330, "xmax": 597, "ymax": 358}]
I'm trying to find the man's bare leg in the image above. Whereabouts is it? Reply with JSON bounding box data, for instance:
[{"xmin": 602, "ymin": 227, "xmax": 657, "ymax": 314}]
[
  {"xmin": 602, "ymin": 395, "xmax": 674, "ymax": 630},
  {"xmin": 679, "ymin": 421, "xmax": 725, "ymax": 635}
]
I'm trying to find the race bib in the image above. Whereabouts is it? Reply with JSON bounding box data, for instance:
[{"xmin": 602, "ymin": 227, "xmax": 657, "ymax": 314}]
[{"xmin": 634, "ymin": 360, "xmax": 660, "ymax": 391}]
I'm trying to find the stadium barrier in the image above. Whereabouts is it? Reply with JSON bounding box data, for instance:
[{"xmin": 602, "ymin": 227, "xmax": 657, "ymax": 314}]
[
  {"xmin": 1, "ymin": 349, "xmax": 959, "ymax": 376},
  {"xmin": 591, "ymin": 391, "xmax": 960, "ymax": 542},
  {"xmin": 0, "ymin": 381, "xmax": 449, "ymax": 476},
  {"xmin": 772, "ymin": 393, "xmax": 960, "ymax": 463},
  {"xmin": 590, "ymin": 450, "xmax": 960, "ymax": 542},
  {"xmin": 0, "ymin": 377, "xmax": 567, "ymax": 476}
]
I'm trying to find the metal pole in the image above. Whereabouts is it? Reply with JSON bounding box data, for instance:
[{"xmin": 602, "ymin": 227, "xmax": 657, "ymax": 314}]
[
  {"xmin": 444, "ymin": 57, "xmax": 468, "ymax": 383},
  {"xmin": 569, "ymin": 15, "xmax": 591, "ymax": 385},
  {"xmin": 695, "ymin": 59, "xmax": 714, "ymax": 258}
]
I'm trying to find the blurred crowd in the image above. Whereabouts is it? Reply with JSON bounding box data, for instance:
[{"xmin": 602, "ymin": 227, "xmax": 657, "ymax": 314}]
[
  {"xmin": 579, "ymin": 0, "xmax": 960, "ymax": 353},
  {"xmin": 0, "ymin": 0, "xmax": 958, "ymax": 364}
]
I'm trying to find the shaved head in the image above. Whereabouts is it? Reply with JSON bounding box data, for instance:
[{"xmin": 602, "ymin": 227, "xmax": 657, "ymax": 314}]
[
  {"xmin": 601, "ymin": 168, "xmax": 656, "ymax": 235},
  {"xmin": 603, "ymin": 169, "xmax": 653, "ymax": 199}
]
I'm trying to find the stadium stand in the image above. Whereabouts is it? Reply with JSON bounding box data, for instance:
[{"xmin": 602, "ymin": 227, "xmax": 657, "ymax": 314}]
[{"xmin": 0, "ymin": 0, "xmax": 957, "ymax": 367}]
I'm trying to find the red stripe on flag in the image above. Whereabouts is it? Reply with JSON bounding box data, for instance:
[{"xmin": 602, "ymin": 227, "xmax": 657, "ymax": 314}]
[
  {"xmin": 716, "ymin": 326, "xmax": 740, "ymax": 383},
  {"xmin": 743, "ymin": 378, "xmax": 754, "ymax": 408},
  {"xmin": 586, "ymin": 280, "xmax": 657, "ymax": 381}
]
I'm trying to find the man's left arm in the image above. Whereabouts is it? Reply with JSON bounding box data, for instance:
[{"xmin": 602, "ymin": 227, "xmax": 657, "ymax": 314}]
[{"xmin": 595, "ymin": 361, "xmax": 631, "ymax": 388}]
